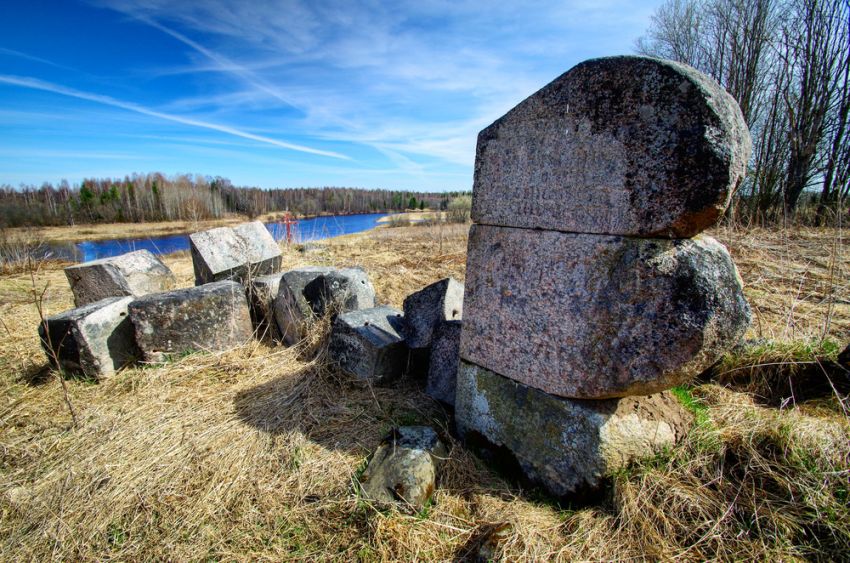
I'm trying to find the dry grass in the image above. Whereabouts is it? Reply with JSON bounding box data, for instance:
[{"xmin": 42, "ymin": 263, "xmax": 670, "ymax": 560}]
[
  {"xmin": 0, "ymin": 222, "xmax": 848, "ymax": 561},
  {"xmin": 6, "ymin": 216, "xmax": 251, "ymax": 244}
]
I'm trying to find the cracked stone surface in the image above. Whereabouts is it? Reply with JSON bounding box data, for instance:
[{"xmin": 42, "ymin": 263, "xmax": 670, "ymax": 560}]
[
  {"xmin": 472, "ymin": 55, "xmax": 751, "ymax": 238},
  {"xmin": 39, "ymin": 296, "xmax": 138, "ymax": 379},
  {"xmin": 461, "ymin": 225, "xmax": 750, "ymax": 398},
  {"xmin": 128, "ymin": 280, "xmax": 253, "ymax": 363},
  {"xmin": 189, "ymin": 221, "xmax": 282, "ymax": 285},
  {"xmin": 455, "ymin": 361, "xmax": 691, "ymax": 497},
  {"xmin": 64, "ymin": 250, "xmax": 175, "ymax": 306}
]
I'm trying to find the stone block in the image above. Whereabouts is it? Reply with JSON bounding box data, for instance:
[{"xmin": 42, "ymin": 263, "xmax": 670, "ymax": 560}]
[
  {"xmin": 38, "ymin": 296, "xmax": 138, "ymax": 379},
  {"xmin": 64, "ymin": 250, "xmax": 176, "ymax": 307},
  {"xmin": 303, "ymin": 267, "xmax": 376, "ymax": 317},
  {"xmin": 359, "ymin": 426, "xmax": 447, "ymax": 510},
  {"xmin": 455, "ymin": 361, "xmax": 691, "ymax": 497},
  {"xmin": 189, "ymin": 221, "xmax": 282, "ymax": 285},
  {"xmin": 273, "ymin": 266, "xmax": 336, "ymax": 346},
  {"xmin": 248, "ymin": 272, "xmax": 285, "ymax": 341},
  {"xmin": 426, "ymin": 320, "xmax": 462, "ymax": 407},
  {"xmin": 461, "ymin": 225, "xmax": 750, "ymax": 398},
  {"xmin": 472, "ymin": 55, "xmax": 751, "ymax": 237},
  {"xmin": 128, "ymin": 280, "xmax": 253, "ymax": 363},
  {"xmin": 401, "ymin": 278, "xmax": 464, "ymax": 348},
  {"xmin": 328, "ymin": 306, "xmax": 408, "ymax": 382}
]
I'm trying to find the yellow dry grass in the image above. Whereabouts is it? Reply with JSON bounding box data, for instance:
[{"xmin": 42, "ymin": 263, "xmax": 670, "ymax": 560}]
[
  {"xmin": 5, "ymin": 216, "xmax": 251, "ymax": 244},
  {"xmin": 0, "ymin": 222, "xmax": 847, "ymax": 561}
]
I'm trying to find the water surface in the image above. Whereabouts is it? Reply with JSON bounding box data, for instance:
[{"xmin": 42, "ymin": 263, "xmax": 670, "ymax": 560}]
[{"xmin": 50, "ymin": 213, "xmax": 388, "ymax": 262}]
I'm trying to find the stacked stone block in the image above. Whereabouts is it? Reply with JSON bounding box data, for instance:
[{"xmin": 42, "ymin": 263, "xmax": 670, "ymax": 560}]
[{"xmin": 455, "ymin": 56, "xmax": 753, "ymax": 496}]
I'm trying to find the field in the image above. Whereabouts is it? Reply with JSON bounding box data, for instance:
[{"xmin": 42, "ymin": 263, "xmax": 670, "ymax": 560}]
[{"xmin": 0, "ymin": 222, "xmax": 848, "ymax": 561}]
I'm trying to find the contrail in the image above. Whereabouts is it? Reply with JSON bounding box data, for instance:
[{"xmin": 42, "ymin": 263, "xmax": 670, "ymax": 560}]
[{"xmin": 0, "ymin": 74, "xmax": 350, "ymax": 160}]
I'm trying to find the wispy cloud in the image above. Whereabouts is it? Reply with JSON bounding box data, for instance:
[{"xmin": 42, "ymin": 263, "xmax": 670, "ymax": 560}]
[{"xmin": 0, "ymin": 74, "xmax": 350, "ymax": 160}]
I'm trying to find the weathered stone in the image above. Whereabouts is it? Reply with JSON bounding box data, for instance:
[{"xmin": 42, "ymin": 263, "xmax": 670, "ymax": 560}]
[
  {"xmin": 38, "ymin": 296, "xmax": 138, "ymax": 379},
  {"xmin": 128, "ymin": 280, "xmax": 253, "ymax": 363},
  {"xmin": 328, "ymin": 306, "xmax": 408, "ymax": 382},
  {"xmin": 189, "ymin": 221, "xmax": 282, "ymax": 285},
  {"xmin": 359, "ymin": 426, "xmax": 447, "ymax": 509},
  {"xmin": 426, "ymin": 320, "xmax": 462, "ymax": 407},
  {"xmin": 64, "ymin": 250, "xmax": 176, "ymax": 307},
  {"xmin": 455, "ymin": 361, "xmax": 691, "ymax": 497},
  {"xmin": 402, "ymin": 278, "xmax": 464, "ymax": 348},
  {"xmin": 303, "ymin": 267, "xmax": 376, "ymax": 317},
  {"xmin": 472, "ymin": 55, "xmax": 751, "ymax": 238},
  {"xmin": 273, "ymin": 266, "xmax": 336, "ymax": 346},
  {"xmin": 248, "ymin": 272, "xmax": 285, "ymax": 341},
  {"xmin": 461, "ymin": 224, "xmax": 750, "ymax": 398}
]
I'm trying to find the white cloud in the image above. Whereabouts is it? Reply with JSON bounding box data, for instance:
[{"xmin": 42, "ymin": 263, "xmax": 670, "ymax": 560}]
[{"xmin": 0, "ymin": 74, "xmax": 351, "ymax": 160}]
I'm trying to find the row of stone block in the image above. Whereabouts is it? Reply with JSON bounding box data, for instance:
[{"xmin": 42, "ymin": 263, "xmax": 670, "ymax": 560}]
[
  {"xmin": 40, "ymin": 281, "xmax": 253, "ymax": 378},
  {"xmin": 63, "ymin": 221, "xmax": 284, "ymax": 311}
]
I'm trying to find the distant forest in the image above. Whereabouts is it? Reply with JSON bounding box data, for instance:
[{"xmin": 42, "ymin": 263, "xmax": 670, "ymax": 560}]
[{"xmin": 0, "ymin": 173, "xmax": 469, "ymax": 227}]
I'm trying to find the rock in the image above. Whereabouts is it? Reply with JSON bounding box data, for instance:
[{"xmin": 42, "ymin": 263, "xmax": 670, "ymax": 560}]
[
  {"xmin": 461, "ymin": 224, "xmax": 750, "ymax": 399},
  {"xmin": 359, "ymin": 426, "xmax": 447, "ymax": 509},
  {"xmin": 838, "ymin": 343, "xmax": 850, "ymax": 369},
  {"xmin": 472, "ymin": 55, "xmax": 751, "ymax": 238},
  {"xmin": 189, "ymin": 221, "xmax": 282, "ymax": 285},
  {"xmin": 426, "ymin": 320, "xmax": 462, "ymax": 407},
  {"xmin": 273, "ymin": 266, "xmax": 336, "ymax": 345},
  {"xmin": 402, "ymin": 278, "xmax": 464, "ymax": 348},
  {"xmin": 455, "ymin": 361, "xmax": 691, "ymax": 497},
  {"xmin": 248, "ymin": 272, "xmax": 285, "ymax": 341},
  {"xmin": 38, "ymin": 296, "xmax": 138, "ymax": 379},
  {"xmin": 303, "ymin": 267, "xmax": 376, "ymax": 318},
  {"xmin": 128, "ymin": 280, "xmax": 253, "ymax": 363},
  {"xmin": 64, "ymin": 250, "xmax": 176, "ymax": 306},
  {"xmin": 328, "ymin": 306, "xmax": 408, "ymax": 382}
]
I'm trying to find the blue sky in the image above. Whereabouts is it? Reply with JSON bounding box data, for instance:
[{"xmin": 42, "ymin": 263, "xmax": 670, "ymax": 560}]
[{"xmin": 0, "ymin": 0, "xmax": 661, "ymax": 191}]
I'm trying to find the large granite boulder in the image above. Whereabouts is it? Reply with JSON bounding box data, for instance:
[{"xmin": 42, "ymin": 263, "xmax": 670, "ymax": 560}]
[
  {"xmin": 128, "ymin": 281, "xmax": 253, "ymax": 363},
  {"xmin": 273, "ymin": 266, "xmax": 336, "ymax": 346},
  {"xmin": 189, "ymin": 221, "xmax": 282, "ymax": 285},
  {"xmin": 401, "ymin": 278, "xmax": 464, "ymax": 348},
  {"xmin": 38, "ymin": 296, "xmax": 138, "ymax": 379},
  {"xmin": 426, "ymin": 320, "xmax": 462, "ymax": 407},
  {"xmin": 64, "ymin": 250, "xmax": 175, "ymax": 306},
  {"xmin": 328, "ymin": 306, "xmax": 408, "ymax": 382},
  {"xmin": 359, "ymin": 426, "xmax": 447, "ymax": 510},
  {"xmin": 248, "ymin": 272, "xmax": 285, "ymax": 341},
  {"xmin": 455, "ymin": 361, "xmax": 692, "ymax": 497},
  {"xmin": 472, "ymin": 56, "xmax": 751, "ymax": 238},
  {"xmin": 303, "ymin": 267, "xmax": 376, "ymax": 317},
  {"xmin": 461, "ymin": 225, "xmax": 750, "ymax": 399}
]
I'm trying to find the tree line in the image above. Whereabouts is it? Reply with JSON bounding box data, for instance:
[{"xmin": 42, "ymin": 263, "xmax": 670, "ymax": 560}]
[
  {"xmin": 0, "ymin": 173, "xmax": 468, "ymax": 227},
  {"xmin": 637, "ymin": 0, "xmax": 849, "ymax": 225}
]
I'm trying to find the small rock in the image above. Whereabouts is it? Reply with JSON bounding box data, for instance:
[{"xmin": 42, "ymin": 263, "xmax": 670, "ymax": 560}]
[
  {"xmin": 328, "ymin": 306, "xmax": 408, "ymax": 382},
  {"xmin": 128, "ymin": 281, "xmax": 253, "ymax": 363},
  {"xmin": 247, "ymin": 272, "xmax": 285, "ymax": 341},
  {"xmin": 462, "ymin": 225, "xmax": 751, "ymax": 398},
  {"xmin": 426, "ymin": 320, "xmax": 462, "ymax": 407},
  {"xmin": 359, "ymin": 426, "xmax": 447, "ymax": 510},
  {"xmin": 64, "ymin": 250, "xmax": 176, "ymax": 307},
  {"xmin": 189, "ymin": 221, "xmax": 282, "ymax": 285},
  {"xmin": 402, "ymin": 278, "xmax": 464, "ymax": 348},
  {"xmin": 455, "ymin": 361, "xmax": 691, "ymax": 497},
  {"xmin": 472, "ymin": 55, "xmax": 751, "ymax": 238},
  {"xmin": 38, "ymin": 296, "xmax": 138, "ymax": 379},
  {"xmin": 303, "ymin": 267, "xmax": 376, "ymax": 317},
  {"xmin": 273, "ymin": 266, "xmax": 336, "ymax": 345}
]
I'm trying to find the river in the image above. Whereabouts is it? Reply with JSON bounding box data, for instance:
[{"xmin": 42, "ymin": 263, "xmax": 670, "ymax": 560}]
[{"xmin": 49, "ymin": 213, "xmax": 388, "ymax": 262}]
